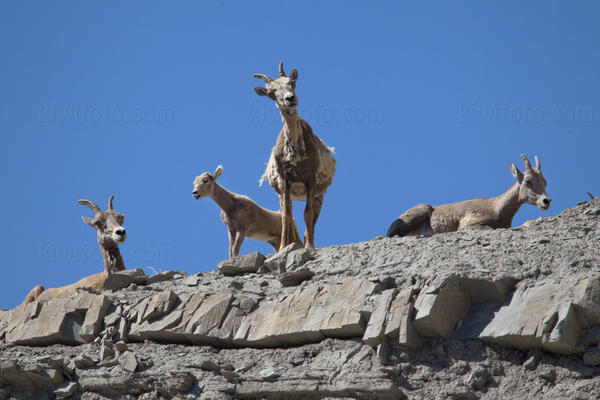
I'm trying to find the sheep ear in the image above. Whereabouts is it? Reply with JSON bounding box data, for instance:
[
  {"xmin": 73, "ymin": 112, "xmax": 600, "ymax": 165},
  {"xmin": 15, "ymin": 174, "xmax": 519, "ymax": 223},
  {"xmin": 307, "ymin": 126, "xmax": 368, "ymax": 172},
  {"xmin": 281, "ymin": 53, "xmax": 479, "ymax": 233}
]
[
  {"xmin": 82, "ymin": 216, "xmax": 95, "ymax": 228},
  {"xmin": 290, "ymin": 68, "xmax": 298, "ymax": 81},
  {"xmin": 213, "ymin": 165, "xmax": 223, "ymax": 180},
  {"xmin": 254, "ymin": 87, "xmax": 268, "ymax": 96},
  {"xmin": 510, "ymin": 162, "xmax": 523, "ymax": 182}
]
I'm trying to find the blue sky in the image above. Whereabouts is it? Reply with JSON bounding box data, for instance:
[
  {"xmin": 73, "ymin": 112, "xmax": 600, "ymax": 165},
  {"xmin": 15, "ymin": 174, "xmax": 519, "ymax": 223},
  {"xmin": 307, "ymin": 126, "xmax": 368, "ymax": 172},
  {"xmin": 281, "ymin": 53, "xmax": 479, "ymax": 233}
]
[{"xmin": 1, "ymin": 1, "xmax": 598, "ymax": 309}]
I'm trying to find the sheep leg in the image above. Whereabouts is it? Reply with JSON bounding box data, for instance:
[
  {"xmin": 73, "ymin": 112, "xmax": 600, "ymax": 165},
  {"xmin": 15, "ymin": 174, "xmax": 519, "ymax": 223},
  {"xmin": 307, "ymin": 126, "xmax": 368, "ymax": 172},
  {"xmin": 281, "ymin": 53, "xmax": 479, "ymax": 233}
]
[
  {"xmin": 227, "ymin": 229, "xmax": 236, "ymax": 259},
  {"xmin": 312, "ymin": 194, "xmax": 324, "ymax": 230},
  {"xmin": 280, "ymin": 186, "xmax": 293, "ymax": 251},
  {"xmin": 386, "ymin": 203, "xmax": 434, "ymax": 237},
  {"xmin": 303, "ymin": 184, "xmax": 315, "ymax": 249},
  {"xmin": 232, "ymin": 231, "xmax": 245, "ymax": 258},
  {"xmin": 267, "ymin": 238, "xmax": 281, "ymax": 252}
]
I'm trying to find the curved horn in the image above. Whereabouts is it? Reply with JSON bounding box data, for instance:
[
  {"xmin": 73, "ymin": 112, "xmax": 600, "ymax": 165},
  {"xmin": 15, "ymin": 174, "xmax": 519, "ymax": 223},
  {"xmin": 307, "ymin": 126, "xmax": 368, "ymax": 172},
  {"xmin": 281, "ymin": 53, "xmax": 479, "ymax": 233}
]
[
  {"xmin": 253, "ymin": 73, "xmax": 273, "ymax": 83},
  {"xmin": 520, "ymin": 154, "xmax": 532, "ymax": 170},
  {"xmin": 79, "ymin": 199, "xmax": 101, "ymax": 214},
  {"xmin": 534, "ymin": 155, "xmax": 541, "ymax": 171},
  {"xmin": 108, "ymin": 195, "xmax": 115, "ymax": 210},
  {"xmin": 588, "ymin": 192, "xmax": 595, "ymax": 200},
  {"xmin": 279, "ymin": 61, "xmax": 286, "ymax": 77}
]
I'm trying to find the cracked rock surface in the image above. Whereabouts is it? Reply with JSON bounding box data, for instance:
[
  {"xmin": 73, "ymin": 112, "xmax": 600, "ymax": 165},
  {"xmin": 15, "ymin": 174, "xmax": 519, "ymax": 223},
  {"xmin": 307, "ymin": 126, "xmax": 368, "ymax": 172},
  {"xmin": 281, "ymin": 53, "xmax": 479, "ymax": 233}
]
[{"xmin": 0, "ymin": 199, "xmax": 598, "ymax": 399}]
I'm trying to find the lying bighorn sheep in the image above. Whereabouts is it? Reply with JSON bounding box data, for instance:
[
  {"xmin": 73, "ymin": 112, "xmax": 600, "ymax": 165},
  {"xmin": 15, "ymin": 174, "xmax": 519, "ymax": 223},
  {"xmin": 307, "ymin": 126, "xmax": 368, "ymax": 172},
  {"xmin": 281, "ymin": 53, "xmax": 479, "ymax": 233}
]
[
  {"xmin": 387, "ymin": 154, "xmax": 551, "ymax": 237},
  {"xmin": 254, "ymin": 62, "xmax": 336, "ymax": 250},
  {"xmin": 23, "ymin": 196, "xmax": 127, "ymax": 304},
  {"xmin": 193, "ymin": 166, "xmax": 301, "ymax": 258}
]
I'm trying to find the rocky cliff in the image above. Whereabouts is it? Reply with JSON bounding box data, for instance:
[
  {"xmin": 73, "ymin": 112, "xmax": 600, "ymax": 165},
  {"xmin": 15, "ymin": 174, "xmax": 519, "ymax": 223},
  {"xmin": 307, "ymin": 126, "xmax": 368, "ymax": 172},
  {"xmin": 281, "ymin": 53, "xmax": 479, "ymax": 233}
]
[{"xmin": 1, "ymin": 199, "xmax": 599, "ymax": 399}]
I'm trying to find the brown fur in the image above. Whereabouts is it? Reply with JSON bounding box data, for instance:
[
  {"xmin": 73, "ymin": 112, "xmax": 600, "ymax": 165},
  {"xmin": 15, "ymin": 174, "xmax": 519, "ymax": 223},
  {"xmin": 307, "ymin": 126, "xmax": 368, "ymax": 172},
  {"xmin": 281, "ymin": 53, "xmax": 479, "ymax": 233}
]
[
  {"xmin": 193, "ymin": 166, "xmax": 301, "ymax": 257},
  {"xmin": 254, "ymin": 62, "xmax": 336, "ymax": 250},
  {"xmin": 23, "ymin": 196, "xmax": 127, "ymax": 304},
  {"xmin": 387, "ymin": 155, "xmax": 551, "ymax": 237}
]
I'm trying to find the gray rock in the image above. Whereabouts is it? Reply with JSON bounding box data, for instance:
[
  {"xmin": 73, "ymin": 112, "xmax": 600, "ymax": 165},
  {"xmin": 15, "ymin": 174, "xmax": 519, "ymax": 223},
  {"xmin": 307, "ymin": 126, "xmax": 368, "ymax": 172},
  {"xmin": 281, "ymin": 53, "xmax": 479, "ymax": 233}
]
[
  {"xmin": 115, "ymin": 340, "xmax": 128, "ymax": 353},
  {"xmin": 480, "ymin": 280, "xmax": 588, "ymax": 354},
  {"xmin": 413, "ymin": 275, "xmax": 470, "ymax": 339},
  {"xmin": 583, "ymin": 346, "xmax": 600, "ymax": 366},
  {"xmin": 100, "ymin": 338, "xmax": 115, "ymax": 361},
  {"xmin": 147, "ymin": 270, "xmax": 188, "ymax": 285},
  {"xmin": 74, "ymin": 354, "xmax": 97, "ymax": 369},
  {"xmin": 285, "ymin": 248, "xmax": 313, "ymax": 271},
  {"xmin": 54, "ymin": 381, "xmax": 78, "ymax": 399},
  {"xmin": 579, "ymin": 327, "xmax": 600, "ymax": 347},
  {"xmin": 539, "ymin": 368, "xmax": 556, "ymax": 382},
  {"xmin": 523, "ymin": 355, "xmax": 537, "ymax": 370},
  {"xmin": 182, "ymin": 275, "xmax": 200, "ymax": 286},
  {"xmin": 119, "ymin": 351, "xmax": 139, "ymax": 372},
  {"xmin": 5, "ymin": 293, "xmax": 111, "ymax": 345},
  {"xmin": 363, "ymin": 289, "xmax": 396, "ymax": 348},
  {"xmin": 278, "ymin": 267, "xmax": 314, "ymax": 287},
  {"xmin": 218, "ymin": 252, "xmax": 266, "ymax": 276},
  {"xmin": 260, "ymin": 243, "xmax": 303, "ymax": 274},
  {"xmin": 0, "ymin": 199, "xmax": 599, "ymax": 399},
  {"xmin": 141, "ymin": 290, "xmax": 178, "ymax": 321},
  {"xmin": 103, "ymin": 268, "xmax": 148, "ymax": 290},
  {"xmin": 465, "ymin": 366, "xmax": 490, "ymax": 390},
  {"xmin": 259, "ymin": 366, "xmax": 280, "ymax": 381}
]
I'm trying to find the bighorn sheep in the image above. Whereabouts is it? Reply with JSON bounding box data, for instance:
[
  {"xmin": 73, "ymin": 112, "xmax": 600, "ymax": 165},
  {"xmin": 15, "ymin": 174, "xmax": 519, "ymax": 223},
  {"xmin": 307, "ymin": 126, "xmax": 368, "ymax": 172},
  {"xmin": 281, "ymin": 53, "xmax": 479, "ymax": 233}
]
[
  {"xmin": 23, "ymin": 196, "xmax": 127, "ymax": 304},
  {"xmin": 193, "ymin": 165, "xmax": 301, "ymax": 258},
  {"xmin": 387, "ymin": 155, "xmax": 551, "ymax": 237},
  {"xmin": 254, "ymin": 62, "xmax": 336, "ymax": 250}
]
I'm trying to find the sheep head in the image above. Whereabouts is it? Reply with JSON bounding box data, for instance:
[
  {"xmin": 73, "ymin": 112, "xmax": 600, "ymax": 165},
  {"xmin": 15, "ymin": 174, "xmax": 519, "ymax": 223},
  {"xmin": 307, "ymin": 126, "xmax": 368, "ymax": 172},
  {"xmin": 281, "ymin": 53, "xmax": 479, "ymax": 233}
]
[
  {"xmin": 253, "ymin": 62, "xmax": 299, "ymax": 112},
  {"xmin": 80, "ymin": 196, "xmax": 127, "ymax": 246},
  {"xmin": 510, "ymin": 154, "xmax": 551, "ymax": 210},
  {"xmin": 193, "ymin": 165, "xmax": 223, "ymax": 200}
]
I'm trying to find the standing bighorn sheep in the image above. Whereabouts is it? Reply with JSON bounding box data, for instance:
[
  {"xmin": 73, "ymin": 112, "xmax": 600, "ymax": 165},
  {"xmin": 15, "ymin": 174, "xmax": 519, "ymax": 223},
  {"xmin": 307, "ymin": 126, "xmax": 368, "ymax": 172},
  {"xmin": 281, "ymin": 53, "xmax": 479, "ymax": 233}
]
[
  {"xmin": 193, "ymin": 166, "xmax": 301, "ymax": 258},
  {"xmin": 387, "ymin": 154, "xmax": 551, "ymax": 237},
  {"xmin": 254, "ymin": 62, "xmax": 336, "ymax": 250},
  {"xmin": 23, "ymin": 196, "xmax": 127, "ymax": 304}
]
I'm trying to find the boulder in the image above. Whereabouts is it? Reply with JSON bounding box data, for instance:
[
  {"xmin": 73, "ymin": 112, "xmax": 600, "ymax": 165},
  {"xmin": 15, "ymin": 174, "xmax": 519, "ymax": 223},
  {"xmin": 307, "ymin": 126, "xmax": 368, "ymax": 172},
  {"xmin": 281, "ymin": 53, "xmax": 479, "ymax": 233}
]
[
  {"xmin": 218, "ymin": 252, "xmax": 266, "ymax": 276},
  {"xmin": 119, "ymin": 351, "xmax": 139, "ymax": 372},
  {"xmin": 278, "ymin": 267, "xmax": 315, "ymax": 287},
  {"xmin": 413, "ymin": 275, "xmax": 470, "ymax": 339},
  {"xmin": 480, "ymin": 280, "xmax": 587, "ymax": 354},
  {"xmin": 141, "ymin": 291, "xmax": 178, "ymax": 322},
  {"xmin": 235, "ymin": 279, "xmax": 377, "ymax": 347},
  {"xmin": 5, "ymin": 293, "xmax": 111, "ymax": 346},
  {"xmin": 103, "ymin": 268, "xmax": 148, "ymax": 290},
  {"xmin": 260, "ymin": 243, "xmax": 303, "ymax": 274}
]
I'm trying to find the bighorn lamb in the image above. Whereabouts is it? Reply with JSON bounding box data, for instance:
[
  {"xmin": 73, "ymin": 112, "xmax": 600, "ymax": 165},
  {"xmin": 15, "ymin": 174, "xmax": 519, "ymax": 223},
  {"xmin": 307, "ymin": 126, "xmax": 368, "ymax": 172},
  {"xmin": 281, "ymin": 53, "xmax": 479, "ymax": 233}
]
[
  {"xmin": 387, "ymin": 154, "xmax": 551, "ymax": 237},
  {"xmin": 193, "ymin": 165, "xmax": 301, "ymax": 258},
  {"xmin": 254, "ymin": 62, "xmax": 336, "ymax": 250},
  {"xmin": 23, "ymin": 196, "xmax": 127, "ymax": 304}
]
